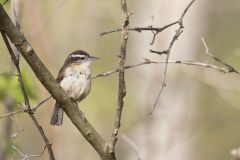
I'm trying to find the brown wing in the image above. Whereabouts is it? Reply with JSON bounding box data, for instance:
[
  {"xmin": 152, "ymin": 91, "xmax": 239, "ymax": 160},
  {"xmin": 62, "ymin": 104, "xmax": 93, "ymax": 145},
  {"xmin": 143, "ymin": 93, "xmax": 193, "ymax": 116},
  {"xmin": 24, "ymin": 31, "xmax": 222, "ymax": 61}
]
[{"xmin": 56, "ymin": 64, "xmax": 67, "ymax": 83}]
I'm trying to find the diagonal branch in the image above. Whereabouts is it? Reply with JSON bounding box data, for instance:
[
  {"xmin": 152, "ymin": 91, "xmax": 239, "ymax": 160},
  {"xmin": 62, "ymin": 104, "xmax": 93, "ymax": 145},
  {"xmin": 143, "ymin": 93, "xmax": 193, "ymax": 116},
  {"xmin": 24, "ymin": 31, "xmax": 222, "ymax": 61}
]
[
  {"xmin": 201, "ymin": 37, "xmax": 240, "ymax": 74},
  {"xmin": 2, "ymin": 56, "xmax": 239, "ymax": 120},
  {"xmin": 0, "ymin": 5, "xmax": 110, "ymax": 160},
  {"xmin": 150, "ymin": 0, "xmax": 196, "ymax": 114},
  {"xmin": 1, "ymin": 31, "xmax": 55, "ymax": 160},
  {"xmin": 100, "ymin": 0, "xmax": 197, "ymax": 114}
]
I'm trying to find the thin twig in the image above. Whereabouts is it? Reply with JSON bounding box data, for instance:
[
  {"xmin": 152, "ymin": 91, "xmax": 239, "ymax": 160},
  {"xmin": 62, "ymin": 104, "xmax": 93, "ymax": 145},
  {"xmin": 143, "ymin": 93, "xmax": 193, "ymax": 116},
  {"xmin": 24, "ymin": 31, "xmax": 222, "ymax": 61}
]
[
  {"xmin": 100, "ymin": 21, "xmax": 178, "ymax": 36},
  {"xmin": 150, "ymin": 0, "xmax": 196, "ymax": 114},
  {"xmin": 9, "ymin": 116, "xmax": 24, "ymax": 159},
  {"xmin": 92, "ymin": 58, "xmax": 240, "ymax": 79},
  {"xmin": 0, "ymin": 96, "xmax": 52, "ymax": 118},
  {"xmin": 201, "ymin": 37, "xmax": 240, "ymax": 74},
  {"xmin": 100, "ymin": 0, "xmax": 197, "ymax": 114},
  {"xmin": 0, "ymin": 110, "xmax": 22, "ymax": 118},
  {"xmin": 150, "ymin": 28, "xmax": 183, "ymax": 114},
  {"xmin": 149, "ymin": 49, "xmax": 167, "ymax": 55},
  {"xmin": 109, "ymin": 0, "xmax": 129, "ymax": 154},
  {"xmin": 10, "ymin": 117, "xmax": 24, "ymax": 139},
  {"xmin": 12, "ymin": 145, "xmax": 46, "ymax": 160},
  {"xmin": 32, "ymin": 95, "xmax": 52, "ymax": 111},
  {"xmin": 1, "ymin": 32, "xmax": 55, "ymax": 160},
  {"xmin": 179, "ymin": 0, "xmax": 196, "ymax": 23}
]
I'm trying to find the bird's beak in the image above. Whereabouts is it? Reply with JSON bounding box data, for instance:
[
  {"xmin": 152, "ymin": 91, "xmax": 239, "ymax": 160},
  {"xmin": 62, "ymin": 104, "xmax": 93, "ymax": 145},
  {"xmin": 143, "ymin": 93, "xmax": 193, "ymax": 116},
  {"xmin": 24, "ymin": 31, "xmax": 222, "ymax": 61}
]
[{"xmin": 90, "ymin": 56, "xmax": 100, "ymax": 60}]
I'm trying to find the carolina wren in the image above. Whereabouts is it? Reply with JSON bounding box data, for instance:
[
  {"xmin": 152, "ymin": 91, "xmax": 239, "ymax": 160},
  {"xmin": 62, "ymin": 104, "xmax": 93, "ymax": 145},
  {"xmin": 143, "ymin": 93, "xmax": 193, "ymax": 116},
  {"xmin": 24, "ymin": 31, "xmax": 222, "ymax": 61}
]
[{"xmin": 50, "ymin": 50, "xmax": 99, "ymax": 126}]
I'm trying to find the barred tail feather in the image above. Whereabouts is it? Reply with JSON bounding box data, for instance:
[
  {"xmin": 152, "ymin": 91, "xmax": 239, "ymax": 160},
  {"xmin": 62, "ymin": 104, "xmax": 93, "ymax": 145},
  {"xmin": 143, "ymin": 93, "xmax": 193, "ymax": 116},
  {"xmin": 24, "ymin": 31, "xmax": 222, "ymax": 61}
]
[{"xmin": 50, "ymin": 104, "xmax": 64, "ymax": 126}]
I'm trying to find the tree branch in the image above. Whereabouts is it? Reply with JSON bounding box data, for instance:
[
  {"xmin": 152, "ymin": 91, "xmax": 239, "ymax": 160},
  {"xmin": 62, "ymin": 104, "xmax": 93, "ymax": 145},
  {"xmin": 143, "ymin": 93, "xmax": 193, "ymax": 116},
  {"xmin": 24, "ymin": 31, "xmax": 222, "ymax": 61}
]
[
  {"xmin": 12, "ymin": 145, "xmax": 46, "ymax": 160},
  {"xmin": 0, "ymin": 96, "xmax": 52, "ymax": 119},
  {"xmin": 150, "ymin": 0, "xmax": 196, "ymax": 114},
  {"xmin": 201, "ymin": 37, "xmax": 240, "ymax": 74},
  {"xmin": 106, "ymin": 0, "xmax": 129, "ymax": 158},
  {"xmin": 100, "ymin": 21, "xmax": 178, "ymax": 37},
  {"xmin": 2, "ymin": 56, "xmax": 239, "ymax": 120},
  {"xmin": 0, "ymin": 110, "xmax": 22, "ymax": 119},
  {"xmin": 1, "ymin": 31, "xmax": 55, "ymax": 160},
  {"xmin": 100, "ymin": 0, "xmax": 197, "ymax": 114},
  {"xmin": 0, "ymin": 5, "xmax": 110, "ymax": 160},
  {"xmin": 92, "ymin": 58, "xmax": 239, "ymax": 79}
]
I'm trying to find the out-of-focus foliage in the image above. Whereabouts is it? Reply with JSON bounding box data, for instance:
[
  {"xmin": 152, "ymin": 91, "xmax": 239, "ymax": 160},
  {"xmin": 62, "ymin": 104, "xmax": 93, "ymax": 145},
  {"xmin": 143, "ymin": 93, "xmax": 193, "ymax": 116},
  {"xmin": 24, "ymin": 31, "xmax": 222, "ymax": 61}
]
[
  {"xmin": 0, "ymin": 69, "xmax": 37, "ymax": 106},
  {"xmin": 0, "ymin": 76, "xmax": 21, "ymax": 103},
  {"xmin": 1, "ymin": 0, "xmax": 240, "ymax": 160},
  {"xmin": 0, "ymin": 67, "xmax": 38, "ymax": 159}
]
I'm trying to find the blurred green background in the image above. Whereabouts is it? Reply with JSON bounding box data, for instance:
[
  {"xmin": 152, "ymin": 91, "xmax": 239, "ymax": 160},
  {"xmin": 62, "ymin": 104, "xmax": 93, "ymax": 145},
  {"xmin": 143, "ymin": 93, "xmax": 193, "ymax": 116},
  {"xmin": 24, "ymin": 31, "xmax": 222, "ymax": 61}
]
[{"xmin": 1, "ymin": 0, "xmax": 240, "ymax": 159}]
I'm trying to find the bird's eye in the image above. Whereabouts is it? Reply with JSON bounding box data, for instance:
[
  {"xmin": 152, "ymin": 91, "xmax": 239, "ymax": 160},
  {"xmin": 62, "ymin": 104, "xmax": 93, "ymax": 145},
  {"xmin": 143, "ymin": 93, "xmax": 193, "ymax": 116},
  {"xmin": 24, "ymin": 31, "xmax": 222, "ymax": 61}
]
[{"xmin": 79, "ymin": 57, "xmax": 85, "ymax": 60}]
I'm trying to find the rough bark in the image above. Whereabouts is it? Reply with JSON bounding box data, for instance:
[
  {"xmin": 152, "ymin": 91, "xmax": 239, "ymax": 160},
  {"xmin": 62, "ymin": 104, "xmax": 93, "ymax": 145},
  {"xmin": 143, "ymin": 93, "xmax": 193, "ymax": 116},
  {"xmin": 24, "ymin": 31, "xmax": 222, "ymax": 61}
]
[{"xmin": 0, "ymin": 5, "xmax": 113, "ymax": 160}]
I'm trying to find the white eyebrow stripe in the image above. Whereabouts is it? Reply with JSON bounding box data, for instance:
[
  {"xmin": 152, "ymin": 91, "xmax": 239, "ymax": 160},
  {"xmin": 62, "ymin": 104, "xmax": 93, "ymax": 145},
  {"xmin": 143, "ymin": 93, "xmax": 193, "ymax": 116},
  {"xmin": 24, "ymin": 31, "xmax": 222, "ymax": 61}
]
[{"xmin": 69, "ymin": 54, "xmax": 86, "ymax": 58}]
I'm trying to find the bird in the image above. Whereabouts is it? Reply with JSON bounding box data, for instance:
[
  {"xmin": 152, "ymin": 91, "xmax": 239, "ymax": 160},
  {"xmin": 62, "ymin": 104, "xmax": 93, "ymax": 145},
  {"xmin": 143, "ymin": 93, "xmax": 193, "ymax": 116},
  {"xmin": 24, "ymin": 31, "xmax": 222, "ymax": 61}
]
[{"xmin": 50, "ymin": 50, "xmax": 99, "ymax": 126}]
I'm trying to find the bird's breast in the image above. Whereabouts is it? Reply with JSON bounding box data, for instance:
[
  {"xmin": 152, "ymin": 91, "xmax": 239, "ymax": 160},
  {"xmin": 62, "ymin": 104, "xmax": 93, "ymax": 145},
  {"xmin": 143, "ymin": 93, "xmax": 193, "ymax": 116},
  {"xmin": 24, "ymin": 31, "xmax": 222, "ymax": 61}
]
[{"xmin": 60, "ymin": 67, "xmax": 91, "ymax": 102}]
